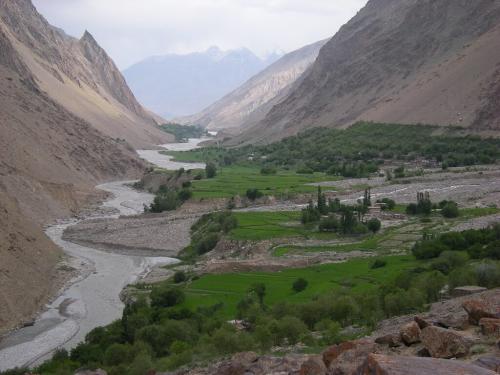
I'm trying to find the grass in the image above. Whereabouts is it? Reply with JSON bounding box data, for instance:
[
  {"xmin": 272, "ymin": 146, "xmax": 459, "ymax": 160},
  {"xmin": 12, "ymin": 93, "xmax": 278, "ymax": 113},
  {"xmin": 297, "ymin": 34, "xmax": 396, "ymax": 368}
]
[
  {"xmin": 161, "ymin": 149, "xmax": 222, "ymax": 163},
  {"xmin": 229, "ymin": 211, "xmax": 343, "ymax": 241},
  {"xmin": 460, "ymin": 207, "xmax": 500, "ymax": 218},
  {"xmin": 190, "ymin": 165, "xmax": 338, "ymax": 199},
  {"xmin": 179, "ymin": 255, "xmax": 420, "ymax": 318}
]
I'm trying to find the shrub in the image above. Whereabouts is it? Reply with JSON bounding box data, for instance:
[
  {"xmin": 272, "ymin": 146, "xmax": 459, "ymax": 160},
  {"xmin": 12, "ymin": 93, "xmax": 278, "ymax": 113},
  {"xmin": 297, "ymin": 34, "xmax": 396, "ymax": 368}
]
[
  {"xmin": 205, "ymin": 162, "xmax": 217, "ymax": 179},
  {"xmin": 173, "ymin": 271, "xmax": 187, "ymax": 284},
  {"xmin": 367, "ymin": 218, "xmax": 382, "ymax": 233},
  {"xmin": 441, "ymin": 201, "xmax": 459, "ymax": 218},
  {"xmin": 104, "ymin": 343, "xmax": 130, "ymax": 366},
  {"xmin": 319, "ymin": 215, "xmax": 340, "ymax": 232},
  {"xmin": 151, "ymin": 287, "xmax": 185, "ymax": 308},
  {"xmin": 182, "ymin": 181, "xmax": 192, "ymax": 188},
  {"xmin": 195, "ymin": 233, "xmax": 220, "ymax": 255},
  {"xmin": 178, "ymin": 188, "xmax": 193, "ymax": 202},
  {"xmin": 292, "ymin": 278, "xmax": 308, "ymax": 293},
  {"xmin": 260, "ymin": 166, "xmax": 277, "ymax": 175},
  {"xmin": 378, "ymin": 198, "xmax": 396, "ymax": 210},
  {"xmin": 370, "ymin": 259, "xmax": 387, "ymax": 269},
  {"xmin": 246, "ymin": 188, "xmax": 264, "ymax": 201},
  {"xmin": 148, "ymin": 190, "xmax": 180, "ymax": 213}
]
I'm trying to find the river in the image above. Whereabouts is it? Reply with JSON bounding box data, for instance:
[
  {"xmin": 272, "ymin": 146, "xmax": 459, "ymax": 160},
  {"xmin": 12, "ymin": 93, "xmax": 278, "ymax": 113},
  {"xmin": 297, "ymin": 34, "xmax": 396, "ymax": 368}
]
[{"xmin": 0, "ymin": 139, "xmax": 205, "ymax": 371}]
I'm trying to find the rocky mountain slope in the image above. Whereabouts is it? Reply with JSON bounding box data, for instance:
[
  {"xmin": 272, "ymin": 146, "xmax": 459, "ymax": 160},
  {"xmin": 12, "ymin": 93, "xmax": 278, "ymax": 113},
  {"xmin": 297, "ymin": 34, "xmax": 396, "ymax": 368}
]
[
  {"xmin": 0, "ymin": 0, "xmax": 170, "ymax": 148},
  {"xmin": 123, "ymin": 47, "xmax": 281, "ymax": 119},
  {"xmin": 179, "ymin": 40, "xmax": 326, "ymax": 132},
  {"xmin": 238, "ymin": 0, "xmax": 500, "ymax": 144},
  {"xmin": 0, "ymin": 0, "xmax": 164, "ymax": 334}
]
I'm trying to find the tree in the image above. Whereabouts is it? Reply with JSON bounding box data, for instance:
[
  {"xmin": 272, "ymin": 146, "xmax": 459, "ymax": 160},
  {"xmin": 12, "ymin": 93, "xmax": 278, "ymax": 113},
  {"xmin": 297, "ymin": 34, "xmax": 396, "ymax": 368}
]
[
  {"xmin": 367, "ymin": 218, "xmax": 381, "ymax": 233},
  {"xmin": 340, "ymin": 209, "xmax": 357, "ymax": 234},
  {"xmin": 249, "ymin": 283, "xmax": 266, "ymax": 305},
  {"xmin": 205, "ymin": 162, "xmax": 217, "ymax": 178},
  {"xmin": 319, "ymin": 215, "xmax": 340, "ymax": 232},
  {"xmin": 173, "ymin": 271, "xmax": 187, "ymax": 283},
  {"xmin": 317, "ymin": 186, "xmax": 328, "ymax": 215},
  {"xmin": 441, "ymin": 201, "xmax": 459, "ymax": 218},
  {"xmin": 292, "ymin": 278, "xmax": 308, "ymax": 292},
  {"xmin": 151, "ymin": 287, "xmax": 185, "ymax": 308},
  {"xmin": 246, "ymin": 188, "xmax": 263, "ymax": 201},
  {"xmin": 363, "ymin": 188, "xmax": 372, "ymax": 207}
]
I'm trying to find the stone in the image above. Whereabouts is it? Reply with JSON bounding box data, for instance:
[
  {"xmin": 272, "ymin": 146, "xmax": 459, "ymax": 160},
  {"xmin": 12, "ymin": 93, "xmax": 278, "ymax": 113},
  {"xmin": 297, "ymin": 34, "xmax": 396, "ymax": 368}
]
[
  {"xmin": 74, "ymin": 370, "xmax": 107, "ymax": 375},
  {"xmin": 420, "ymin": 326, "xmax": 472, "ymax": 358},
  {"xmin": 452, "ymin": 286, "xmax": 488, "ymax": 297},
  {"xmin": 375, "ymin": 334, "xmax": 401, "ymax": 347},
  {"xmin": 479, "ymin": 318, "xmax": 500, "ymax": 337},
  {"xmin": 299, "ymin": 356, "xmax": 327, "ymax": 375},
  {"xmin": 357, "ymin": 354, "xmax": 497, "ymax": 375},
  {"xmin": 400, "ymin": 321, "xmax": 421, "ymax": 346},
  {"xmin": 322, "ymin": 339, "xmax": 376, "ymax": 374},
  {"xmin": 414, "ymin": 316, "xmax": 431, "ymax": 329},
  {"xmin": 463, "ymin": 300, "xmax": 500, "ymax": 325},
  {"xmin": 473, "ymin": 357, "xmax": 500, "ymax": 373}
]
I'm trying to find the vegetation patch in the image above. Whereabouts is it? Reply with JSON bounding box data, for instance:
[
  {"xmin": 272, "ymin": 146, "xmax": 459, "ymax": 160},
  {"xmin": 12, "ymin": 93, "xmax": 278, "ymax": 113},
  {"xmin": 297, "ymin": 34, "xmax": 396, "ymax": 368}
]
[{"xmin": 159, "ymin": 123, "xmax": 207, "ymax": 142}]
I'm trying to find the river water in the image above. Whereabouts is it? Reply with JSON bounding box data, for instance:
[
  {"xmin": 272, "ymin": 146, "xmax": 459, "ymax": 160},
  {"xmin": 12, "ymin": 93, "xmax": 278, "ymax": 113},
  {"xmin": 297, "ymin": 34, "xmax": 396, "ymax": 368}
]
[{"xmin": 0, "ymin": 139, "xmax": 205, "ymax": 371}]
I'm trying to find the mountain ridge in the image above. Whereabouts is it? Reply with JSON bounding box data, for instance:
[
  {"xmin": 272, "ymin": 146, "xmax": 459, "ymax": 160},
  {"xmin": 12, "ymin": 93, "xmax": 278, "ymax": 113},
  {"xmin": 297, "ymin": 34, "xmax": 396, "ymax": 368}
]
[
  {"xmin": 123, "ymin": 47, "xmax": 282, "ymax": 118},
  {"xmin": 178, "ymin": 39, "xmax": 327, "ymax": 132},
  {"xmin": 237, "ymin": 0, "xmax": 500, "ymax": 144}
]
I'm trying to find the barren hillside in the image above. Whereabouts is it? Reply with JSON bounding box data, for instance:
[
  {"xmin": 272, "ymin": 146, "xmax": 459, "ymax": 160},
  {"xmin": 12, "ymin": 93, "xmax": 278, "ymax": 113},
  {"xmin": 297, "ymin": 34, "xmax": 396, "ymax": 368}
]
[
  {"xmin": 0, "ymin": 0, "xmax": 166, "ymax": 334},
  {"xmin": 0, "ymin": 0, "xmax": 171, "ymax": 148},
  {"xmin": 239, "ymin": 0, "xmax": 500, "ymax": 144}
]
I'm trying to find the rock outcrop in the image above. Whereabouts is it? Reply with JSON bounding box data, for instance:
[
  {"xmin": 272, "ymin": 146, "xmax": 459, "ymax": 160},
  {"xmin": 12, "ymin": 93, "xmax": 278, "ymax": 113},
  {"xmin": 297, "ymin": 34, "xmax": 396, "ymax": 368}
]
[{"xmin": 420, "ymin": 326, "xmax": 472, "ymax": 358}]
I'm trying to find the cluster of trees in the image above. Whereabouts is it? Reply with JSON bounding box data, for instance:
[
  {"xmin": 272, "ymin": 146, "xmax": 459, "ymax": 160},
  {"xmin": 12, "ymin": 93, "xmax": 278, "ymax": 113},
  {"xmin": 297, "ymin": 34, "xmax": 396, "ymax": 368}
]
[
  {"xmin": 302, "ymin": 187, "xmax": 381, "ymax": 235},
  {"xmin": 186, "ymin": 122, "xmax": 500, "ymax": 177},
  {"xmin": 181, "ymin": 211, "xmax": 238, "ymax": 259},
  {"xmin": 35, "ymin": 242, "xmax": 500, "ymax": 375},
  {"xmin": 159, "ymin": 123, "xmax": 206, "ymax": 142},
  {"xmin": 412, "ymin": 224, "xmax": 500, "ymax": 261},
  {"xmin": 406, "ymin": 194, "xmax": 460, "ymax": 218},
  {"xmin": 145, "ymin": 183, "xmax": 193, "ymax": 213}
]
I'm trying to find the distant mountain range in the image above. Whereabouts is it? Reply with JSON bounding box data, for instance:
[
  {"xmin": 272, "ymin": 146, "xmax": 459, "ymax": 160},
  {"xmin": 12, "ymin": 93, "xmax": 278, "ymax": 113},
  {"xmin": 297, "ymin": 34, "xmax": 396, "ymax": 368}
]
[
  {"xmin": 178, "ymin": 40, "xmax": 327, "ymax": 133},
  {"xmin": 123, "ymin": 47, "xmax": 282, "ymax": 118},
  {"xmin": 234, "ymin": 0, "xmax": 500, "ymax": 144}
]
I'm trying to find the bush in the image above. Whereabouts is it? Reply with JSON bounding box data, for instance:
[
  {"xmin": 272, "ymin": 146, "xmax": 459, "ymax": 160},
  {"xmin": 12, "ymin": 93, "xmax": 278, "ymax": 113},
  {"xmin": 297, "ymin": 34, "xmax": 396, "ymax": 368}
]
[
  {"xmin": 178, "ymin": 188, "xmax": 193, "ymax": 202},
  {"xmin": 246, "ymin": 188, "xmax": 264, "ymax": 201},
  {"xmin": 205, "ymin": 162, "xmax": 217, "ymax": 179},
  {"xmin": 104, "ymin": 344, "xmax": 130, "ymax": 366},
  {"xmin": 148, "ymin": 190, "xmax": 180, "ymax": 213},
  {"xmin": 195, "ymin": 233, "xmax": 220, "ymax": 255},
  {"xmin": 260, "ymin": 166, "xmax": 277, "ymax": 175},
  {"xmin": 370, "ymin": 259, "xmax": 387, "ymax": 269},
  {"xmin": 367, "ymin": 218, "xmax": 382, "ymax": 233},
  {"xmin": 173, "ymin": 271, "xmax": 187, "ymax": 284},
  {"xmin": 319, "ymin": 215, "xmax": 340, "ymax": 232},
  {"xmin": 292, "ymin": 278, "xmax": 308, "ymax": 293},
  {"xmin": 441, "ymin": 201, "xmax": 459, "ymax": 218},
  {"xmin": 151, "ymin": 287, "xmax": 185, "ymax": 308},
  {"xmin": 378, "ymin": 198, "xmax": 396, "ymax": 210}
]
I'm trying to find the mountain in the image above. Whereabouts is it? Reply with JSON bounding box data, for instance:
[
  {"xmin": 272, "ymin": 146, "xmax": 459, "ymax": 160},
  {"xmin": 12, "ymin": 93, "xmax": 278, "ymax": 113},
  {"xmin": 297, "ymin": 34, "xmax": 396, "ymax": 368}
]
[
  {"xmin": 179, "ymin": 40, "xmax": 327, "ymax": 132},
  {"xmin": 123, "ymin": 47, "xmax": 282, "ymax": 118},
  {"xmin": 238, "ymin": 0, "xmax": 500, "ymax": 144},
  {"xmin": 0, "ymin": 0, "xmax": 165, "ymax": 333}
]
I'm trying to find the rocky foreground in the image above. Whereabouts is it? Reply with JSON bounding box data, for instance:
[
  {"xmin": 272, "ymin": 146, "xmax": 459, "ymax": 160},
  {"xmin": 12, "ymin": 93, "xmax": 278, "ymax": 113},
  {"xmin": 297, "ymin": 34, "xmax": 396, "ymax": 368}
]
[{"xmin": 70, "ymin": 288, "xmax": 499, "ymax": 375}]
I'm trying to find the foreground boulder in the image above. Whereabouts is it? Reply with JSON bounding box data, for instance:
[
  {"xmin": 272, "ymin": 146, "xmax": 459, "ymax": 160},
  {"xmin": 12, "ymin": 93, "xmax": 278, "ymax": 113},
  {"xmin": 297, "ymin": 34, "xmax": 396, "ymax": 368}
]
[
  {"xmin": 299, "ymin": 356, "xmax": 327, "ymax": 375},
  {"xmin": 479, "ymin": 318, "xmax": 500, "ymax": 337},
  {"xmin": 400, "ymin": 321, "xmax": 421, "ymax": 346},
  {"xmin": 473, "ymin": 356, "xmax": 500, "ymax": 373},
  {"xmin": 357, "ymin": 354, "xmax": 497, "ymax": 375},
  {"xmin": 463, "ymin": 300, "xmax": 500, "ymax": 325},
  {"xmin": 322, "ymin": 339, "xmax": 376, "ymax": 374},
  {"xmin": 420, "ymin": 326, "xmax": 472, "ymax": 358}
]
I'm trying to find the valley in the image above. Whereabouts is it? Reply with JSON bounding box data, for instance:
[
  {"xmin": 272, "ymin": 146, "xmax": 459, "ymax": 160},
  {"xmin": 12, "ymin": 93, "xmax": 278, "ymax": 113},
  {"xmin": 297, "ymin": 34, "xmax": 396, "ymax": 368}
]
[{"xmin": 1, "ymin": 0, "xmax": 500, "ymax": 374}]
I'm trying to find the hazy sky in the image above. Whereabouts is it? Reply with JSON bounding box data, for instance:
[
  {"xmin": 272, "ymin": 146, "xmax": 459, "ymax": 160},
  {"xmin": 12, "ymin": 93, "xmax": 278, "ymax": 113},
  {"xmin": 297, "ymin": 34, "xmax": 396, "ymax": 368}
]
[{"xmin": 32, "ymin": 0, "xmax": 368, "ymax": 69}]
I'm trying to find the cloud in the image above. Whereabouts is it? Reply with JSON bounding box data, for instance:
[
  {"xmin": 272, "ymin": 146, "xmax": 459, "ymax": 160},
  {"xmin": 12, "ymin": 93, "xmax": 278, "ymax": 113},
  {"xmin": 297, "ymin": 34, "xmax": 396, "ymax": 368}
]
[{"xmin": 32, "ymin": 0, "xmax": 367, "ymax": 69}]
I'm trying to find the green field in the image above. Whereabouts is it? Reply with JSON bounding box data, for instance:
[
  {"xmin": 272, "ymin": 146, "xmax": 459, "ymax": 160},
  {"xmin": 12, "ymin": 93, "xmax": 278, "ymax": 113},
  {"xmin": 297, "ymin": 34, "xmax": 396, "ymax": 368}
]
[
  {"xmin": 180, "ymin": 255, "xmax": 419, "ymax": 318},
  {"xmin": 190, "ymin": 165, "xmax": 337, "ymax": 199}
]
